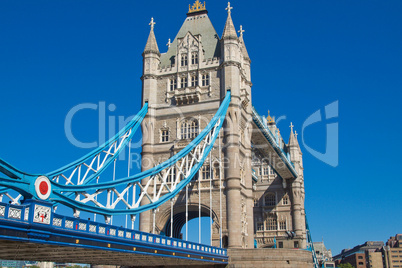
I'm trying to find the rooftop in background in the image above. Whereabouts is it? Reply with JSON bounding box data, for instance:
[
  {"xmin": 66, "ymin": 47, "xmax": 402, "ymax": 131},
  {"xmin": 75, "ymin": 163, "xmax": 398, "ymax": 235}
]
[{"xmin": 333, "ymin": 241, "xmax": 384, "ymax": 260}]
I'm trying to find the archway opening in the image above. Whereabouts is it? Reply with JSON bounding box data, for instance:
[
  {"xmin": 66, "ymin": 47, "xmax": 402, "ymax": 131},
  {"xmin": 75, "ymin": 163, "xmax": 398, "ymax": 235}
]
[
  {"xmin": 181, "ymin": 216, "xmax": 212, "ymax": 245},
  {"xmin": 162, "ymin": 204, "xmax": 217, "ymax": 246}
]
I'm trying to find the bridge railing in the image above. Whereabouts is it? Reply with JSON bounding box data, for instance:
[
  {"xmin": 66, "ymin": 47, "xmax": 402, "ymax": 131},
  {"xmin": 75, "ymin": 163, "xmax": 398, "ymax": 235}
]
[
  {"xmin": 251, "ymin": 106, "xmax": 297, "ymax": 176},
  {"xmin": 0, "ymin": 200, "xmax": 227, "ymax": 257}
]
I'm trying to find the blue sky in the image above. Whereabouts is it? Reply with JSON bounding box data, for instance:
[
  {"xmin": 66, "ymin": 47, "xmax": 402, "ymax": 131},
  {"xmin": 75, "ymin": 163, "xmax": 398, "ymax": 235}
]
[{"xmin": 0, "ymin": 0, "xmax": 401, "ymax": 255}]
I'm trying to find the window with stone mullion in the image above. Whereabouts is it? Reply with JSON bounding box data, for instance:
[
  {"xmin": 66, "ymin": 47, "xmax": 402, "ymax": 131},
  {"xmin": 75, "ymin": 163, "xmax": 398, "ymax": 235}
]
[{"xmin": 191, "ymin": 75, "xmax": 198, "ymax": 87}]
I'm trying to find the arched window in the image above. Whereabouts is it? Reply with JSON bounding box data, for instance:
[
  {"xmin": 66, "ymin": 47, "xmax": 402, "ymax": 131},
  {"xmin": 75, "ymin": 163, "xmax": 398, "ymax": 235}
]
[
  {"xmin": 264, "ymin": 193, "xmax": 276, "ymax": 206},
  {"xmin": 181, "ymin": 54, "xmax": 188, "ymax": 66},
  {"xmin": 180, "ymin": 119, "xmax": 198, "ymax": 139},
  {"xmin": 191, "ymin": 52, "xmax": 198, "ymax": 64}
]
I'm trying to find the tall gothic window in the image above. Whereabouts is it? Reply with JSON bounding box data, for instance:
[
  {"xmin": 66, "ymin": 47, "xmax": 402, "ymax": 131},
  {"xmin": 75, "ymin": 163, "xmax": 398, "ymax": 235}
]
[
  {"xmin": 167, "ymin": 167, "xmax": 176, "ymax": 183},
  {"xmin": 181, "ymin": 54, "xmax": 188, "ymax": 66},
  {"xmin": 180, "ymin": 77, "xmax": 188, "ymax": 88},
  {"xmin": 202, "ymin": 74, "xmax": 209, "ymax": 86},
  {"xmin": 279, "ymin": 219, "xmax": 287, "ymax": 230},
  {"xmin": 170, "ymin": 78, "xmax": 177, "ymax": 91},
  {"xmin": 189, "ymin": 120, "xmax": 198, "ymax": 138},
  {"xmin": 266, "ymin": 215, "xmax": 277, "ymax": 230},
  {"xmin": 263, "ymin": 167, "xmax": 269, "ymax": 175},
  {"xmin": 264, "ymin": 193, "xmax": 276, "ymax": 206},
  {"xmin": 191, "ymin": 75, "xmax": 198, "ymax": 87},
  {"xmin": 161, "ymin": 129, "xmax": 169, "ymax": 143},
  {"xmin": 201, "ymin": 165, "xmax": 211, "ymax": 180},
  {"xmin": 191, "ymin": 52, "xmax": 198, "ymax": 64},
  {"xmin": 180, "ymin": 119, "xmax": 198, "ymax": 139}
]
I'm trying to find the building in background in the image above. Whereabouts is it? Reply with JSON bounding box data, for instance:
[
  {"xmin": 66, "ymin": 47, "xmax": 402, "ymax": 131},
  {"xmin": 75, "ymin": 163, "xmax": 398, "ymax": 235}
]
[
  {"xmin": 383, "ymin": 234, "xmax": 402, "ymax": 268},
  {"xmin": 333, "ymin": 241, "xmax": 384, "ymax": 268}
]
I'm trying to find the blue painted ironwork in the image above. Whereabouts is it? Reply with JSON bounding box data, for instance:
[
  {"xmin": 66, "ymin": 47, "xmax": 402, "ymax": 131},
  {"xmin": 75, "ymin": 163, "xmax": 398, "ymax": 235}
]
[
  {"xmin": 0, "ymin": 200, "xmax": 227, "ymax": 264},
  {"xmin": 251, "ymin": 106, "xmax": 298, "ymax": 177},
  {"xmin": 0, "ymin": 104, "xmax": 148, "ymax": 202},
  {"xmin": 305, "ymin": 214, "xmax": 319, "ymax": 268},
  {"xmin": 0, "ymin": 93, "xmax": 230, "ymax": 218},
  {"xmin": 50, "ymin": 92, "xmax": 231, "ymax": 216}
]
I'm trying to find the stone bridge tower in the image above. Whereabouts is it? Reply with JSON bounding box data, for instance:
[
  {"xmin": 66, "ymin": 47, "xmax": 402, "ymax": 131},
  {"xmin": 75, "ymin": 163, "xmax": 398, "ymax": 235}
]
[{"xmin": 140, "ymin": 1, "xmax": 305, "ymax": 250}]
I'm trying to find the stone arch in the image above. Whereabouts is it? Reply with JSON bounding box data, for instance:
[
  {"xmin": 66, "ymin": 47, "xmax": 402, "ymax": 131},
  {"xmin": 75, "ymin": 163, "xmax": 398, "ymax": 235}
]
[{"xmin": 156, "ymin": 203, "xmax": 219, "ymax": 239}]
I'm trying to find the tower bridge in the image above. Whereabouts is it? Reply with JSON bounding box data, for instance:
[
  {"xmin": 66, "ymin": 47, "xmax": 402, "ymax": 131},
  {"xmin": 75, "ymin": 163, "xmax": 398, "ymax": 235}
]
[{"xmin": 0, "ymin": 1, "xmax": 316, "ymax": 267}]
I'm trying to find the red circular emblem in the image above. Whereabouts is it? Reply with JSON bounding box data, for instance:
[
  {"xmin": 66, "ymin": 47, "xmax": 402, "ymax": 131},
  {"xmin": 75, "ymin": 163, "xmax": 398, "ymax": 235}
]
[{"xmin": 39, "ymin": 181, "xmax": 49, "ymax": 195}]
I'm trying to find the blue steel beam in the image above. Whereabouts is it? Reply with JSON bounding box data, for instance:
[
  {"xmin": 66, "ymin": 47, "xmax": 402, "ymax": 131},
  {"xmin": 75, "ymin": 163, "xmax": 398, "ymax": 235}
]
[{"xmin": 0, "ymin": 200, "xmax": 228, "ymax": 265}]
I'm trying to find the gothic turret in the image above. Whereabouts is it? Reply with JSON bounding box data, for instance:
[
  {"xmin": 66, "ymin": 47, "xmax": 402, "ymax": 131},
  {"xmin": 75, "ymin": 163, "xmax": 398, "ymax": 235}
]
[
  {"xmin": 287, "ymin": 122, "xmax": 306, "ymax": 248},
  {"xmin": 140, "ymin": 17, "xmax": 160, "ymax": 233},
  {"xmin": 142, "ymin": 17, "xmax": 160, "ymax": 106},
  {"xmin": 143, "ymin": 17, "xmax": 160, "ymax": 56},
  {"xmin": 221, "ymin": 3, "xmax": 237, "ymax": 40},
  {"xmin": 288, "ymin": 122, "xmax": 302, "ymax": 166}
]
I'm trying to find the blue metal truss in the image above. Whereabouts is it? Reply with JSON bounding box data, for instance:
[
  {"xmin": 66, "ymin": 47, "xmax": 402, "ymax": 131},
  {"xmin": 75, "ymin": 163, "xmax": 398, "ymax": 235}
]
[{"xmin": 0, "ymin": 92, "xmax": 231, "ymax": 218}]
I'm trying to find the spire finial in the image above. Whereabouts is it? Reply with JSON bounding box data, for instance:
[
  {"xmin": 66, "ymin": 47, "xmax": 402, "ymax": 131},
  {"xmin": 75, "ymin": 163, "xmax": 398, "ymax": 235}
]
[
  {"xmin": 166, "ymin": 38, "xmax": 171, "ymax": 48},
  {"xmin": 149, "ymin": 17, "xmax": 155, "ymax": 30},
  {"xmin": 238, "ymin": 25, "xmax": 245, "ymax": 37},
  {"xmin": 295, "ymin": 131, "xmax": 298, "ymax": 139},
  {"xmin": 226, "ymin": 2, "xmax": 233, "ymax": 15},
  {"xmin": 290, "ymin": 122, "xmax": 294, "ymax": 132}
]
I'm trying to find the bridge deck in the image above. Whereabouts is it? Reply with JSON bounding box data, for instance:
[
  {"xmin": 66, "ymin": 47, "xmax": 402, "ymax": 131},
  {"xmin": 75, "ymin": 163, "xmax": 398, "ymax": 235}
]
[
  {"xmin": 0, "ymin": 201, "xmax": 227, "ymax": 266},
  {"xmin": 251, "ymin": 107, "xmax": 298, "ymax": 180}
]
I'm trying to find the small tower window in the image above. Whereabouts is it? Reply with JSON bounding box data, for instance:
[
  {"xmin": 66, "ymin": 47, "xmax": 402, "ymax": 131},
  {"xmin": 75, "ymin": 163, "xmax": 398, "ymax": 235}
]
[
  {"xmin": 170, "ymin": 79, "xmax": 177, "ymax": 91},
  {"xmin": 191, "ymin": 52, "xmax": 198, "ymax": 65},
  {"xmin": 161, "ymin": 129, "xmax": 169, "ymax": 142},
  {"xmin": 202, "ymin": 74, "xmax": 209, "ymax": 86},
  {"xmin": 181, "ymin": 54, "xmax": 188, "ymax": 66},
  {"xmin": 180, "ymin": 77, "xmax": 188, "ymax": 88},
  {"xmin": 180, "ymin": 119, "xmax": 198, "ymax": 139},
  {"xmin": 201, "ymin": 165, "xmax": 211, "ymax": 180},
  {"xmin": 263, "ymin": 167, "xmax": 269, "ymax": 175},
  {"xmin": 282, "ymin": 195, "xmax": 289, "ymax": 205},
  {"xmin": 264, "ymin": 193, "xmax": 276, "ymax": 206},
  {"xmin": 279, "ymin": 219, "xmax": 287, "ymax": 230},
  {"xmin": 191, "ymin": 75, "xmax": 198, "ymax": 87}
]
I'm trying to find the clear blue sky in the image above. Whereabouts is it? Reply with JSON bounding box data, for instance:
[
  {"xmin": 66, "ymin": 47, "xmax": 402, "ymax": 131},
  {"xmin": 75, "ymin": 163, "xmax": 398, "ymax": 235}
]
[{"xmin": 0, "ymin": 0, "xmax": 401, "ymax": 255}]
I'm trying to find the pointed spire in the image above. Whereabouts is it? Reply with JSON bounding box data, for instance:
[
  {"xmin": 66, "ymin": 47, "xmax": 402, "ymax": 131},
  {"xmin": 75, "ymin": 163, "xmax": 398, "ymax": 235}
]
[
  {"xmin": 222, "ymin": 2, "xmax": 238, "ymax": 40},
  {"xmin": 144, "ymin": 17, "xmax": 160, "ymax": 56},
  {"xmin": 238, "ymin": 25, "xmax": 250, "ymax": 60},
  {"xmin": 288, "ymin": 122, "xmax": 299, "ymax": 147}
]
